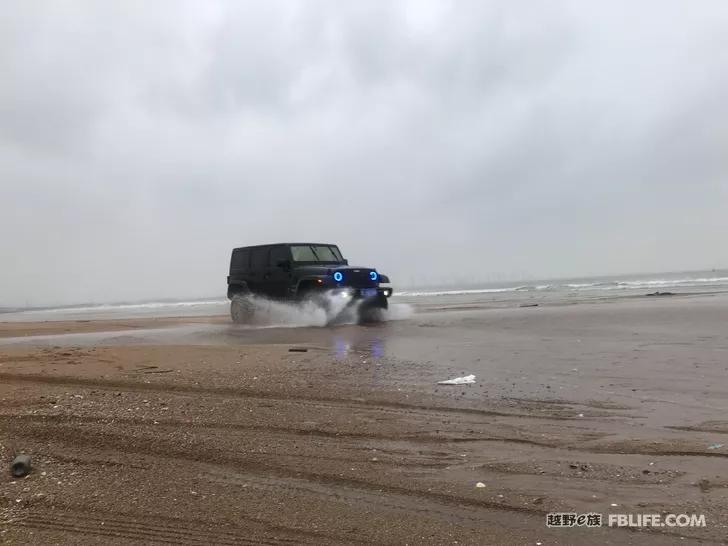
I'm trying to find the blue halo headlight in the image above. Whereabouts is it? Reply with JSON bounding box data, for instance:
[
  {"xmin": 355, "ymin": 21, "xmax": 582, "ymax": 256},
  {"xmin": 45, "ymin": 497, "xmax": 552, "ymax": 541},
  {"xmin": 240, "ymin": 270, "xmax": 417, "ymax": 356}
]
[
  {"xmin": 369, "ymin": 271, "xmax": 378, "ymax": 281},
  {"xmin": 333, "ymin": 271, "xmax": 343, "ymax": 282}
]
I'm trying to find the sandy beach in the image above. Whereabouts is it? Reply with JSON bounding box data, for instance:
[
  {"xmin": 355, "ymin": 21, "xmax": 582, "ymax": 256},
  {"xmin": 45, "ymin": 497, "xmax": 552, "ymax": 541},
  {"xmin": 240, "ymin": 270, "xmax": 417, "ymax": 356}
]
[{"xmin": 1, "ymin": 294, "xmax": 727, "ymax": 544}]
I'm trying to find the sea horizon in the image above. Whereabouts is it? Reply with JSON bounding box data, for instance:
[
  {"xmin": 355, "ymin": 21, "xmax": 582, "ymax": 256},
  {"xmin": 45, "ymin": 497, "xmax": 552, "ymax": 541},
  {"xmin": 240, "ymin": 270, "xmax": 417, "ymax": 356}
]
[{"xmin": 2, "ymin": 267, "xmax": 727, "ymax": 321}]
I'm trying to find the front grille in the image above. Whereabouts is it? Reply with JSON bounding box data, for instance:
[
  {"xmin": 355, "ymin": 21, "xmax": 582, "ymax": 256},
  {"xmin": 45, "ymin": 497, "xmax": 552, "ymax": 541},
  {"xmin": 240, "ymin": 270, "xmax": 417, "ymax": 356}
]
[{"xmin": 340, "ymin": 269, "xmax": 376, "ymax": 288}]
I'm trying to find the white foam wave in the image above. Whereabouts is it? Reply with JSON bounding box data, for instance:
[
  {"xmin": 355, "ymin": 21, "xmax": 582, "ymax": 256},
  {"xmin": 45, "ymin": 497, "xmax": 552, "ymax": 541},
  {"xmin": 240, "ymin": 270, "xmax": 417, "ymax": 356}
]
[
  {"xmin": 397, "ymin": 284, "xmax": 552, "ymax": 297},
  {"xmin": 17, "ymin": 299, "xmax": 229, "ymax": 315},
  {"xmin": 618, "ymin": 277, "xmax": 728, "ymax": 287},
  {"xmin": 1, "ymin": 299, "xmax": 230, "ymax": 322},
  {"xmin": 397, "ymin": 275, "xmax": 728, "ymax": 298},
  {"xmin": 565, "ymin": 277, "xmax": 728, "ymax": 292},
  {"xmin": 397, "ymin": 287, "xmax": 521, "ymax": 297}
]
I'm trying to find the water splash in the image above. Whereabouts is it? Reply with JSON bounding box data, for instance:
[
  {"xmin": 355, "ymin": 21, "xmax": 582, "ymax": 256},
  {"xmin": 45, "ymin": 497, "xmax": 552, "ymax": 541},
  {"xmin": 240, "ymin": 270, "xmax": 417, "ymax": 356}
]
[
  {"xmin": 240, "ymin": 292, "xmax": 362, "ymax": 328},
  {"xmin": 236, "ymin": 294, "xmax": 412, "ymax": 328}
]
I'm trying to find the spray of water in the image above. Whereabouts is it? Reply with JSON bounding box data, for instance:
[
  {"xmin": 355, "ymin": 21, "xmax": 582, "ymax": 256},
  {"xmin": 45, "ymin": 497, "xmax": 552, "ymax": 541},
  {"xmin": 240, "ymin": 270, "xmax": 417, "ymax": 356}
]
[
  {"xmin": 235, "ymin": 294, "xmax": 413, "ymax": 328},
  {"xmin": 242, "ymin": 292, "xmax": 361, "ymax": 327}
]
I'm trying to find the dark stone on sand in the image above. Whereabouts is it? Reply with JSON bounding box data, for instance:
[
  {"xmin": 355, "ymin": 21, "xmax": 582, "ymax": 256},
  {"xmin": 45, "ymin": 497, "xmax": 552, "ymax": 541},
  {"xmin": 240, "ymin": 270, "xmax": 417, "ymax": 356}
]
[
  {"xmin": 288, "ymin": 347, "xmax": 308, "ymax": 352},
  {"xmin": 520, "ymin": 303, "xmax": 539, "ymax": 307},
  {"xmin": 645, "ymin": 291, "xmax": 675, "ymax": 297},
  {"xmin": 11, "ymin": 454, "xmax": 31, "ymax": 477}
]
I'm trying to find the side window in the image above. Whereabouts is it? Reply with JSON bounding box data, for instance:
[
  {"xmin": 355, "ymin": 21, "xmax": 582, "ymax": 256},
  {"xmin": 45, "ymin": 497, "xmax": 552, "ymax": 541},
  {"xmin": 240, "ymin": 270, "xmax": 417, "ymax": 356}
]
[
  {"xmin": 231, "ymin": 249, "xmax": 250, "ymax": 271},
  {"xmin": 330, "ymin": 246, "xmax": 344, "ymax": 261},
  {"xmin": 312, "ymin": 245, "xmax": 337, "ymax": 261},
  {"xmin": 251, "ymin": 247, "xmax": 269, "ymax": 269},
  {"xmin": 238, "ymin": 249, "xmax": 250, "ymax": 270},
  {"xmin": 240, "ymin": 249, "xmax": 250, "ymax": 269},
  {"xmin": 291, "ymin": 245, "xmax": 318, "ymax": 262},
  {"xmin": 269, "ymin": 246, "xmax": 290, "ymax": 266}
]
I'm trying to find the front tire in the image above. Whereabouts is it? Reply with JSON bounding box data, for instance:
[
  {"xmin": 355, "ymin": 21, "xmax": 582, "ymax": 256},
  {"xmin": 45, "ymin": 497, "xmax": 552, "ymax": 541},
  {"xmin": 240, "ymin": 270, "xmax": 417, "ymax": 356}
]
[
  {"xmin": 230, "ymin": 294, "xmax": 255, "ymax": 324},
  {"xmin": 358, "ymin": 295, "xmax": 388, "ymax": 324}
]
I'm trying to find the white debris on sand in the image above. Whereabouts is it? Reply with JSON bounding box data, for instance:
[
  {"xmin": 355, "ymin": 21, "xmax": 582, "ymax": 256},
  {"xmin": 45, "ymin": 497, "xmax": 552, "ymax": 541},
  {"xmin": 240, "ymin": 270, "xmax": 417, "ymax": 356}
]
[{"xmin": 438, "ymin": 374, "xmax": 476, "ymax": 385}]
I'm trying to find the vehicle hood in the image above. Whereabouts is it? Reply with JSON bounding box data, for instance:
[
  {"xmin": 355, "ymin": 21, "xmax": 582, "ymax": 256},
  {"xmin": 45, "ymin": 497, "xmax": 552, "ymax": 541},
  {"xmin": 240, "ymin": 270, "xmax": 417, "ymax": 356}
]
[{"xmin": 294, "ymin": 265, "xmax": 376, "ymax": 275}]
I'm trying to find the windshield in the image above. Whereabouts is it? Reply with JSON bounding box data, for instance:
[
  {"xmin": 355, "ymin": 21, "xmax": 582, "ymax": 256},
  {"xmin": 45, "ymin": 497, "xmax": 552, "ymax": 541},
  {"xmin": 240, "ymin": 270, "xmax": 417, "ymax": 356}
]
[{"xmin": 290, "ymin": 245, "xmax": 344, "ymax": 263}]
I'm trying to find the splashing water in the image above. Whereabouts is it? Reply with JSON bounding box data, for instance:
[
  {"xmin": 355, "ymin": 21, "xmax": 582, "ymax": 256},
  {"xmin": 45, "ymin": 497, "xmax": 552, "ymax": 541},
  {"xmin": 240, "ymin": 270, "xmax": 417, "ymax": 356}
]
[
  {"xmin": 236, "ymin": 294, "xmax": 413, "ymax": 328},
  {"xmin": 242, "ymin": 292, "xmax": 362, "ymax": 327}
]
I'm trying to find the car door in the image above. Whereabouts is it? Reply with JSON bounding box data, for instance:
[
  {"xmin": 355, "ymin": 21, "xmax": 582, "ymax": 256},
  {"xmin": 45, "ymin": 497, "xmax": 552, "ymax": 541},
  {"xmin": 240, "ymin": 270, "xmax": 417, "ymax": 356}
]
[
  {"xmin": 250, "ymin": 246, "xmax": 270, "ymax": 295},
  {"xmin": 266, "ymin": 245, "xmax": 292, "ymax": 299}
]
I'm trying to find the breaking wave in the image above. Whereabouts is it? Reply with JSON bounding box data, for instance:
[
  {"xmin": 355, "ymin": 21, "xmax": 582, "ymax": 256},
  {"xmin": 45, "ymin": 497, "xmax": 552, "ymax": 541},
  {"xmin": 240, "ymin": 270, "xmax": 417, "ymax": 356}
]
[
  {"xmin": 563, "ymin": 277, "xmax": 728, "ymax": 291},
  {"xmin": 0, "ymin": 299, "xmax": 229, "ymax": 321},
  {"xmin": 398, "ymin": 285, "xmax": 552, "ymax": 297},
  {"xmin": 397, "ymin": 275, "xmax": 728, "ymax": 298},
  {"xmin": 12, "ymin": 299, "xmax": 229, "ymax": 314}
]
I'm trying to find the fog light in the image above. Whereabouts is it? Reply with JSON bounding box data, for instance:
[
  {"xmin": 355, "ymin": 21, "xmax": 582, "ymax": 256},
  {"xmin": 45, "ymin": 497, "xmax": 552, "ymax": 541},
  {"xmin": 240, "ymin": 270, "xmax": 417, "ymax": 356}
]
[{"xmin": 334, "ymin": 288, "xmax": 353, "ymax": 298}]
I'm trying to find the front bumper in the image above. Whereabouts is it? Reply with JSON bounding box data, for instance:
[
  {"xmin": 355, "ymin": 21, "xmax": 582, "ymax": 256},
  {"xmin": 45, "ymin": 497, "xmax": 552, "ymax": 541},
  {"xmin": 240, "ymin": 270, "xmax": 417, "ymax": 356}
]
[{"xmin": 330, "ymin": 287, "xmax": 392, "ymax": 300}]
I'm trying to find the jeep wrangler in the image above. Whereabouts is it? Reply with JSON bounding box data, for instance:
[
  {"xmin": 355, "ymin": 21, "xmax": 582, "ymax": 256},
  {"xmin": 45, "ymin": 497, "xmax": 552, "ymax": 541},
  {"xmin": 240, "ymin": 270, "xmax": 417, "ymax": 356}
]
[{"xmin": 227, "ymin": 243, "xmax": 392, "ymax": 324}]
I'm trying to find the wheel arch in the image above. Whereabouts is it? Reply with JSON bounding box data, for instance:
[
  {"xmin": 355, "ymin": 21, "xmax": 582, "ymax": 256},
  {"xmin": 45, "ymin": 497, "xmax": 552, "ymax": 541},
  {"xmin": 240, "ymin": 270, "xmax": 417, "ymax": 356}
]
[
  {"xmin": 227, "ymin": 281, "xmax": 250, "ymax": 300},
  {"xmin": 295, "ymin": 277, "xmax": 327, "ymax": 296}
]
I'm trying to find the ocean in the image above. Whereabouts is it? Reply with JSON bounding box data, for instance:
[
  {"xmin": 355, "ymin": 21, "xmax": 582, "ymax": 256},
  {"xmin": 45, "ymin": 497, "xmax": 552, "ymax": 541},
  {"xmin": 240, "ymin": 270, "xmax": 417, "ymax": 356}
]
[{"xmin": 2, "ymin": 269, "xmax": 727, "ymax": 322}]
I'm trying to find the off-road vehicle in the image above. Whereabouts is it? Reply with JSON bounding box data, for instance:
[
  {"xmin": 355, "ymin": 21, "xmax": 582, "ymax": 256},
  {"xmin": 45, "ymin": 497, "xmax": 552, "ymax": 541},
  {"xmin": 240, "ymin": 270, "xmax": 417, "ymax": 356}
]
[{"xmin": 227, "ymin": 243, "xmax": 392, "ymax": 324}]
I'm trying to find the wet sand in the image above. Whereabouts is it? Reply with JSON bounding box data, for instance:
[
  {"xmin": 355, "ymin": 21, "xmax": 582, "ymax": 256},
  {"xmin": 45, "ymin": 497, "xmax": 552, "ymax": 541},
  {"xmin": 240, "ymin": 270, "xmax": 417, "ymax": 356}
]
[{"xmin": 1, "ymin": 295, "xmax": 727, "ymax": 544}]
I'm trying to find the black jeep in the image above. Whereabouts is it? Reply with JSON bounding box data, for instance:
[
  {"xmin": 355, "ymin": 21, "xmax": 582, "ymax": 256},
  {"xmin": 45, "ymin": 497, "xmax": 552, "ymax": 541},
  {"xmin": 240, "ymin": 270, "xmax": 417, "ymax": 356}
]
[{"xmin": 227, "ymin": 243, "xmax": 392, "ymax": 324}]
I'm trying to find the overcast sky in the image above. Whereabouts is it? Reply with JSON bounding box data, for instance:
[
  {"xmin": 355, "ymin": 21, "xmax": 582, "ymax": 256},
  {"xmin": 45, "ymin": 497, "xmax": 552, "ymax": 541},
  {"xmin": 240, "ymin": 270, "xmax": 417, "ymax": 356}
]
[{"xmin": 1, "ymin": 1, "xmax": 727, "ymax": 306}]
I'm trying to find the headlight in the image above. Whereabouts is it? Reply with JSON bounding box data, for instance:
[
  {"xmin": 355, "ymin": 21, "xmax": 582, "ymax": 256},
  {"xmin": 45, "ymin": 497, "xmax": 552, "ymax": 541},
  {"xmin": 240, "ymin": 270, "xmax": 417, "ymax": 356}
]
[
  {"xmin": 333, "ymin": 271, "xmax": 343, "ymax": 282},
  {"xmin": 369, "ymin": 271, "xmax": 378, "ymax": 281}
]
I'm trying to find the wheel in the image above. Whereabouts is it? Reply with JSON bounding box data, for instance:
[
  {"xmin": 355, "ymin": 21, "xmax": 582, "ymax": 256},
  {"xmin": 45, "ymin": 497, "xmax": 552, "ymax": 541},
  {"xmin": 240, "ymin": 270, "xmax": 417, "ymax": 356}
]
[
  {"xmin": 230, "ymin": 294, "xmax": 255, "ymax": 324},
  {"xmin": 358, "ymin": 295, "xmax": 388, "ymax": 324}
]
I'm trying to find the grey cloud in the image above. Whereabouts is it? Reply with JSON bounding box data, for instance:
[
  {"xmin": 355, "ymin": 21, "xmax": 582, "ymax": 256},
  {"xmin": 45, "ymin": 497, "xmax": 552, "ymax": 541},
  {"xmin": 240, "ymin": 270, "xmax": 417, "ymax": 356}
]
[{"xmin": 1, "ymin": 1, "xmax": 727, "ymax": 306}]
